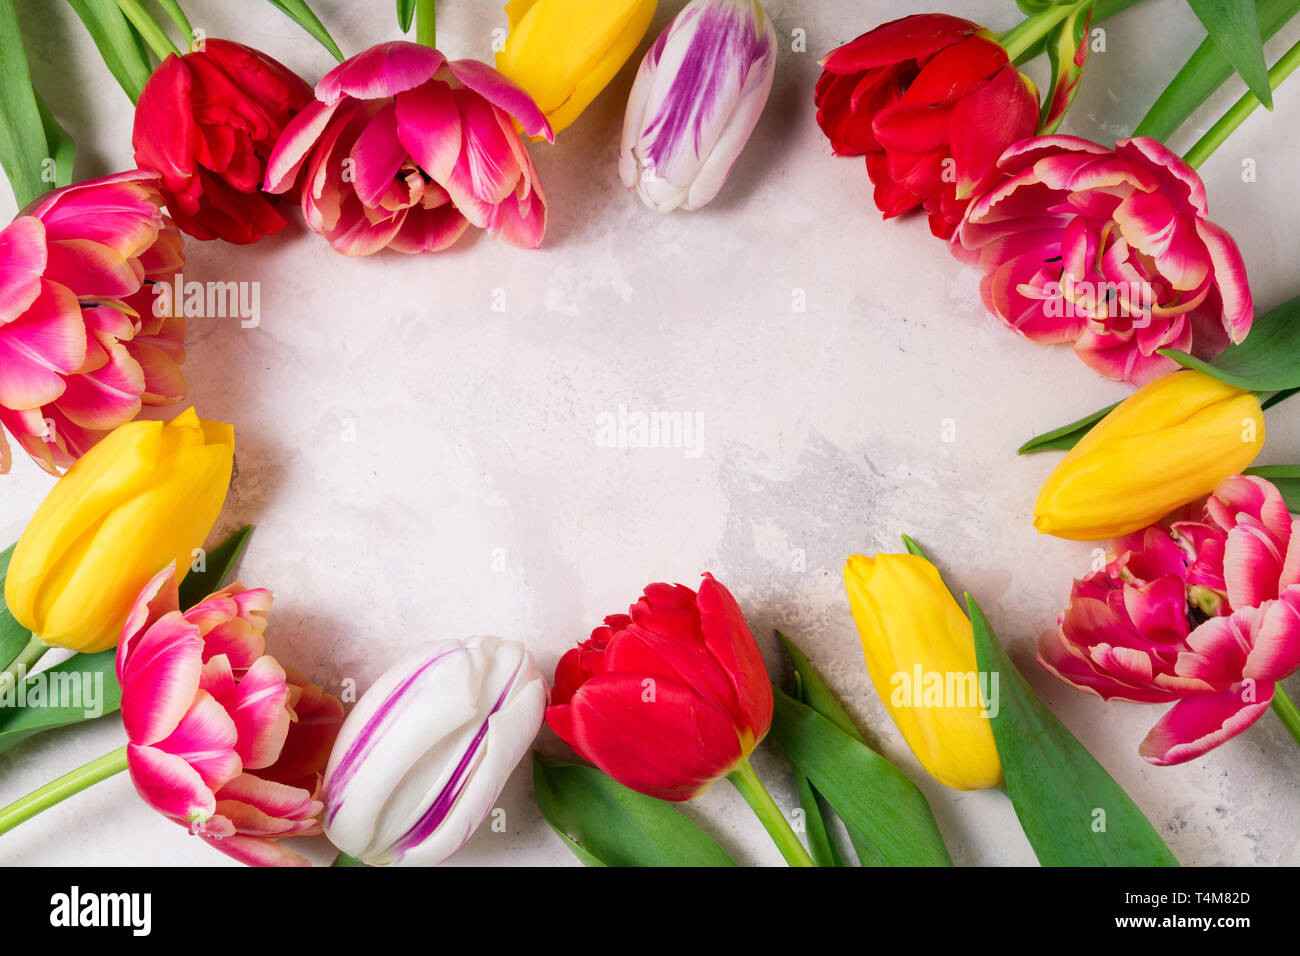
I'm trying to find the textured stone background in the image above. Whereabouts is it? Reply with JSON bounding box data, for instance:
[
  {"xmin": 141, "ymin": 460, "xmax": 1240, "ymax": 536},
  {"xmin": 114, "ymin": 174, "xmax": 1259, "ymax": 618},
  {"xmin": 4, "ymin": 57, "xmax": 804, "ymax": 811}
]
[{"xmin": 1, "ymin": 0, "xmax": 1297, "ymax": 866}]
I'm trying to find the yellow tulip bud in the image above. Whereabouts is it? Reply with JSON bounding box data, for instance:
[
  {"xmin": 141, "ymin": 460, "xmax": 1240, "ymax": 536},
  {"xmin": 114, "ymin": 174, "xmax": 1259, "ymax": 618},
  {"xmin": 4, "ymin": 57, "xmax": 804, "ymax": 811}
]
[
  {"xmin": 843, "ymin": 552, "xmax": 1003, "ymax": 791},
  {"xmin": 4, "ymin": 408, "xmax": 234, "ymax": 653},
  {"xmin": 495, "ymin": 0, "xmax": 658, "ymax": 136},
  {"xmin": 1033, "ymin": 370, "xmax": 1264, "ymax": 541}
]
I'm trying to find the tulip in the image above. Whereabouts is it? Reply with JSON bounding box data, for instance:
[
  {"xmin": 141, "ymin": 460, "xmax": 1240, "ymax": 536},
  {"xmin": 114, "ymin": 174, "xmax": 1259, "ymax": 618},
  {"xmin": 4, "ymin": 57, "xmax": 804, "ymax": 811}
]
[
  {"xmin": 264, "ymin": 41, "xmax": 551, "ymax": 256},
  {"xmin": 4, "ymin": 407, "xmax": 234, "ymax": 653},
  {"xmin": 619, "ymin": 0, "xmax": 777, "ymax": 212},
  {"xmin": 955, "ymin": 136, "xmax": 1252, "ymax": 384},
  {"xmin": 496, "ymin": 0, "xmax": 658, "ymax": 136},
  {"xmin": 321, "ymin": 636, "xmax": 547, "ymax": 866},
  {"xmin": 118, "ymin": 565, "xmax": 342, "ymax": 865},
  {"xmin": 133, "ymin": 39, "xmax": 313, "ymax": 244},
  {"xmin": 1033, "ymin": 370, "xmax": 1265, "ymax": 541},
  {"xmin": 0, "ymin": 170, "xmax": 186, "ymax": 475},
  {"xmin": 843, "ymin": 552, "xmax": 1002, "ymax": 790},
  {"xmin": 814, "ymin": 14, "xmax": 1039, "ymax": 239},
  {"xmin": 1040, "ymin": 475, "xmax": 1300, "ymax": 764},
  {"xmin": 547, "ymin": 573, "xmax": 773, "ymax": 802}
]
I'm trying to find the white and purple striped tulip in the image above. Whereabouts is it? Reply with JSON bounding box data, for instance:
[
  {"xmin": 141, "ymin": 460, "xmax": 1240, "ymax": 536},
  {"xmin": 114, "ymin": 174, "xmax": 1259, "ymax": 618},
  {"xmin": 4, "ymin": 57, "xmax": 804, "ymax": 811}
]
[
  {"xmin": 321, "ymin": 636, "xmax": 547, "ymax": 866},
  {"xmin": 619, "ymin": 0, "xmax": 777, "ymax": 212}
]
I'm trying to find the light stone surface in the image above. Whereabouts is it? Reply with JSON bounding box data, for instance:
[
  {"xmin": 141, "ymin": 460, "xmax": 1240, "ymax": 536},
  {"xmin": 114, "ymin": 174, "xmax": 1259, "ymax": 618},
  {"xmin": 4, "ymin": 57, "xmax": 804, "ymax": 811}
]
[{"xmin": 1, "ymin": 0, "xmax": 1298, "ymax": 867}]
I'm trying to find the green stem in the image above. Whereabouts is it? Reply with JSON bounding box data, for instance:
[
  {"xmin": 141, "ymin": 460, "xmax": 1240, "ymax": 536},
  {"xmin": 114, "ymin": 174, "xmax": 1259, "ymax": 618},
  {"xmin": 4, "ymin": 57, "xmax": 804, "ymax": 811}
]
[
  {"xmin": 415, "ymin": 0, "xmax": 436, "ymax": 49},
  {"xmin": 0, "ymin": 634, "xmax": 48, "ymax": 699},
  {"xmin": 153, "ymin": 0, "xmax": 194, "ymax": 47},
  {"xmin": 727, "ymin": 758, "xmax": 816, "ymax": 867},
  {"xmin": 0, "ymin": 746, "xmax": 128, "ymax": 837},
  {"xmin": 115, "ymin": 0, "xmax": 182, "ymax": 59},
  {"xmin": 998, "ymin": 0, "xmax": 1089, "ymax": 63},
  {"xmin": 1184, "ymin": 38, "xmax": 1300, "ymax": 169},
  {"xmin": 1272, "ymin": 685, "xmax": 1300, "ymax": 751},
  {"xmin": 331, "ymin": 851, "xmax": 362, "ymax": 867}
]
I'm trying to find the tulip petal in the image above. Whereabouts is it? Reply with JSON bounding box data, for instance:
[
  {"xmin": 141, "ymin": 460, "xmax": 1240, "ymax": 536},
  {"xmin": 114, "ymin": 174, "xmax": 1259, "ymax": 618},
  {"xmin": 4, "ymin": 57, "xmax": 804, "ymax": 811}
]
[
  {"xmin": 1139, "ymin": 684, "xmax": 1273, "ymax": 765},
  {"xmin": 317, "ymin": 41, "xmax": 445, "ymax": 105}
]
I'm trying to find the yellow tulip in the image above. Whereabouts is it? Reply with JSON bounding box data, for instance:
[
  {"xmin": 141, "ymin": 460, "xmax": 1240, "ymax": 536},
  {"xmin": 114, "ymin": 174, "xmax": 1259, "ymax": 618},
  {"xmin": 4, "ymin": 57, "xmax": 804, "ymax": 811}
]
[
  {"xmin": 5, "ymin": 408, "xmax": 234, "ymax": 653},
  {"xmin": 495, "ymin": 0, "xmax": 658, "ymax": 136},
  {"xmin": 843, "ymin": 552, "xmax": 1003, "ymax": 791},
  {"xmin": 1033, "ymin": 370, "xmax": 1264, "ymax": 541}
]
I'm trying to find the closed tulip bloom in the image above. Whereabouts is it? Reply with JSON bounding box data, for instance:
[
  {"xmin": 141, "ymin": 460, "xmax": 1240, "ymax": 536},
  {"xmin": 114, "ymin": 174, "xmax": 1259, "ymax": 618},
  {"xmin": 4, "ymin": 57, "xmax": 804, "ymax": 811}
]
[
  {"xmin": 546, "ymin": 574, "xmax": 773, "ymax": 801},
  {"xmin": 496, "ymin": 0, "xmax": 658, "ymax": 136},
  {"xmin": 133, "ymin": 39, "xmax": 313, "ymax": 244},
  {"xmin": 118, "ymin": 565, "xmax": 343, "ymax": 865},
  {"xmin": 1033, "ymin": 370, "xmax": 1265, "ymax": 541},
  {"xmin": 4, "ymin": 408, "xmax": 234, "ymax": 653},
  {"xmin": 0, "ymin": 171, "xmax": 186, "ymax": 475},
  {"xmin": 619, "ymin": 0, "xmax": 777, "ymax": 212},
  {"xmin": 322, "ymin": 637, "xmax": 546, "ymax": 866},
  {"xmin": 843, "ymin": 552, "xmax": 1002, "ymax": 790}
]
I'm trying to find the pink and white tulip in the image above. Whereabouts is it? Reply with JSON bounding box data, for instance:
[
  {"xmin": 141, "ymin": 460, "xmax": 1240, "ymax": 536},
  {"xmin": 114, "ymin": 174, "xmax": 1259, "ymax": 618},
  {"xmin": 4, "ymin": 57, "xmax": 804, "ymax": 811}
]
[
  {"xmin": 264, "ymin": 41, "xmax": 552, "ymax": 256},
  {"xmin": 619, "ymin": 0, "xmax": 777, "ymax": 212},
  {"xmin": 321, "ymin": 636, "xmax": 546, "ymax": 866},
  {"xmin": 117, "ymin": 565, "xmax": 342, "ymax": 866},
  {"xmin": 1040, "ymin": 475, "xmax": 1300, "ymax": 764},
  {"xmin": 0, "ymin": 171, "xmax": 186, "ymax": 475},
  {"xmin": 955, "ymin": 136, "xmax": 1252, "ymax": 385}
]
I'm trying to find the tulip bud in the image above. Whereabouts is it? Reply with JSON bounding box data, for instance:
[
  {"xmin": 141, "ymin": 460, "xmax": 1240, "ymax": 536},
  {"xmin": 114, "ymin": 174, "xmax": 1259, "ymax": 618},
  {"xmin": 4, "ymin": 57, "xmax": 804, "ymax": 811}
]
[
  {"xmin": 619, "ymin": 0, "xmax": 777, "ymax": 212},
  {"xmin": 322, "ymin": 636, "xmax": 547, "ymax": 866},
  {"xmin": 1033, "ymin": 370, "xmax": 1265, "ymax": 541},
  {"xmin": 495, "ymin": 0, "xmax": 658, "ymax": 136},
  {"xmin": 843, "ymin": 552, "xmax": 1002, "ymax": 791},
  {"xmin": 4, "ymin": 408, "xmax": 234, "ymax": 653}
]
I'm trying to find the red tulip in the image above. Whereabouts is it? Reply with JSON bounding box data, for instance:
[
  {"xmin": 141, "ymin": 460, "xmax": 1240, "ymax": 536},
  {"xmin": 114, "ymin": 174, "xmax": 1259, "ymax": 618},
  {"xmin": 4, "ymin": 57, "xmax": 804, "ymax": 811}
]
[
  {"xmin": 814, "ymin": 13, "xmax": 1039, "ymax": 239},
  {"xmin": 547, "ymin": 574, "xmax": 773, "ymax": 801},
  {"xmin": 133, "ymin": 39, "xmax": 313, "ymax": 245}
]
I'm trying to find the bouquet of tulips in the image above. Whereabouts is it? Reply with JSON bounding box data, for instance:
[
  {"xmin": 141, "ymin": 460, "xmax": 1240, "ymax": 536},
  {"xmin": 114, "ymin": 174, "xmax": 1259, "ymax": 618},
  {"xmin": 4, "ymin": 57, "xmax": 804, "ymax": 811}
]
[{"xmin": 0, "ymin": 0, "xmax": 1298, "ymax": 871}]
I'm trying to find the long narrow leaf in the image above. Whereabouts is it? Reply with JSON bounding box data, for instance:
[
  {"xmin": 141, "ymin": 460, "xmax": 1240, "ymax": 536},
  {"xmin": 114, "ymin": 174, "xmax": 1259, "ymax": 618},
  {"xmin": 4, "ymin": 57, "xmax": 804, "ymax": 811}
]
[
  {"xmin": 266, "ymin": 0, "xmax": 344, "ymax": 62},
  {"xmin": 1017, "ymin": 401, "xmax": 1120, "ymax": 454},
  {"xmin": 1161, "ymin": 293, "xmax": 1300, "ymax": 391},
  {"xmin": 533, "ymin": 756, "xmax": 737, "ymax": 866},
  {"xmin": 0, "ymin": 0, "xmax": 51, "ymax": 208},
  {"xmin": 34, "ymin": 92, "xmax": 74, "ymax": 189},
  {"xmin": 967, "ymin": 594, "xmax": 1179, "ymax": 866},
  {"xmin": 769, "ymin": 690, "xmax": 952, "ymax": 866},
  {"xmin": 1186, "ymin": 0, "xmax": 1272, "ymax": 108},
  {"xmin": 0, "ymin": 544, "xmax": 31, "ymax": 669},
  {"xmin": 66, "ymin": 0, "xmax": 153, "ymax": 103},
  {"xmin": 396, "ymin": 0, "xmax": 415, "ymax": 32},
  {"xmin": 790, "ymin": 672, "xmax": 844, "ymax": 867},
  {"xmin": 1134, "ymin": 0, "xmax": 1300, "ymax": 140},
  {"xmin": 179, "ymin": 525, "xmax": 254, "ymax": 609}
]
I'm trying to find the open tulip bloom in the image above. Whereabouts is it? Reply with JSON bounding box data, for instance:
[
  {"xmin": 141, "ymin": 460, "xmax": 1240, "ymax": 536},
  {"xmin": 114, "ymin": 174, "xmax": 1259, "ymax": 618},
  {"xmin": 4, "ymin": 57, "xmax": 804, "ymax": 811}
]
[
  {"xmin": 1042, "ymin": 474, "xmax": 1300, "ymax": 764},
  {"xmin": 0, "ymin": 565, "xmax": 343, "ymax": 865}
]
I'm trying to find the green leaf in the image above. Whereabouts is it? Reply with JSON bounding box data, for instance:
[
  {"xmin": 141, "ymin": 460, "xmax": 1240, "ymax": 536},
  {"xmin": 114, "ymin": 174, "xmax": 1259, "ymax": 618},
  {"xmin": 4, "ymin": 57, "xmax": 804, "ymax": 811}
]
[
  {"xmin": 265, "ymin": 0, "xmax": 345, "ymax": 62},
  {"xmin": 777, "ymin": 632, "xmax": 887, "ymax": 866},
  {"xmin": 533, "ymin": 756, "xmax": 737, "ymax": 866},
  {"xmin": 66, "ymin": 0, "xmax": 154, "ymax": 103},
  {"xmin": 0, "ymin": 0, "xmax": 52, "ymax": 209},
  {"xmin": 1186, "ymin": 0, "xmax": 1272, "ymax": 109},
  {"xmin": 34, "ymin": 92, "xmax": 74, "ymax": 189},
  {"xmin": 0, "ymin": 650, "xmax": 120, "ymax": 757},
  {"xmin": 179, "ymin": 525, "xmax": 254, "ymax": 610},
  {"xmin": 1017, "ymin": 401, "xmax": 1120, "ymax": 455},
  {"xmin": 0, "ymin": 544, "xmax": 31, "ymax": 670},
  {"xmin": 789, "ymin": 673, "xmax": 844, "ymax": 867},
  {"xmin": 396, "ymin": 0, "xmax": 415, "ymax": 32},
  {"xmin": 1134, "ymin": 0, "xmax": 1299, "ymax": 140},
  {"xmin": 966, "ymin": 594, "xmax": 1179, "ymax": 866},
  {"xmin": 769, "ymin": 690, "xmax": 952, "ymax": 866},
  {"xmin": 1244, "ymin": 465, "xmax": 1300, "ymax": 511},
  {"xmin": 1161, "ymin": 293, "xmax": 1300, "ymax": 391}
]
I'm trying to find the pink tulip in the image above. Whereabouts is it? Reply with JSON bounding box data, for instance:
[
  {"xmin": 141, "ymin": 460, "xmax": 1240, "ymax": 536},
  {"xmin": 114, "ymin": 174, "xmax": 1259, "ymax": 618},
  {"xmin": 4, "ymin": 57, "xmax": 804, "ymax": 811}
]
[
  {"xmin": 264, "ymin": 41, "xmax": 552, "ymax": 256},
  {"xmin": 0, "ymin": 171, "xmax": 186, "ymax": 475},
  {"xmin": 1040, "ymin": 475, "xmax": 1300, "ymax": 764},
  {"xmin": 955, "ymin": 136, "xmax": 1252, "ymax": 385},
  {"xmin": 117, "ymin": 565, "xmax": 342, "ymax": 866}
]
